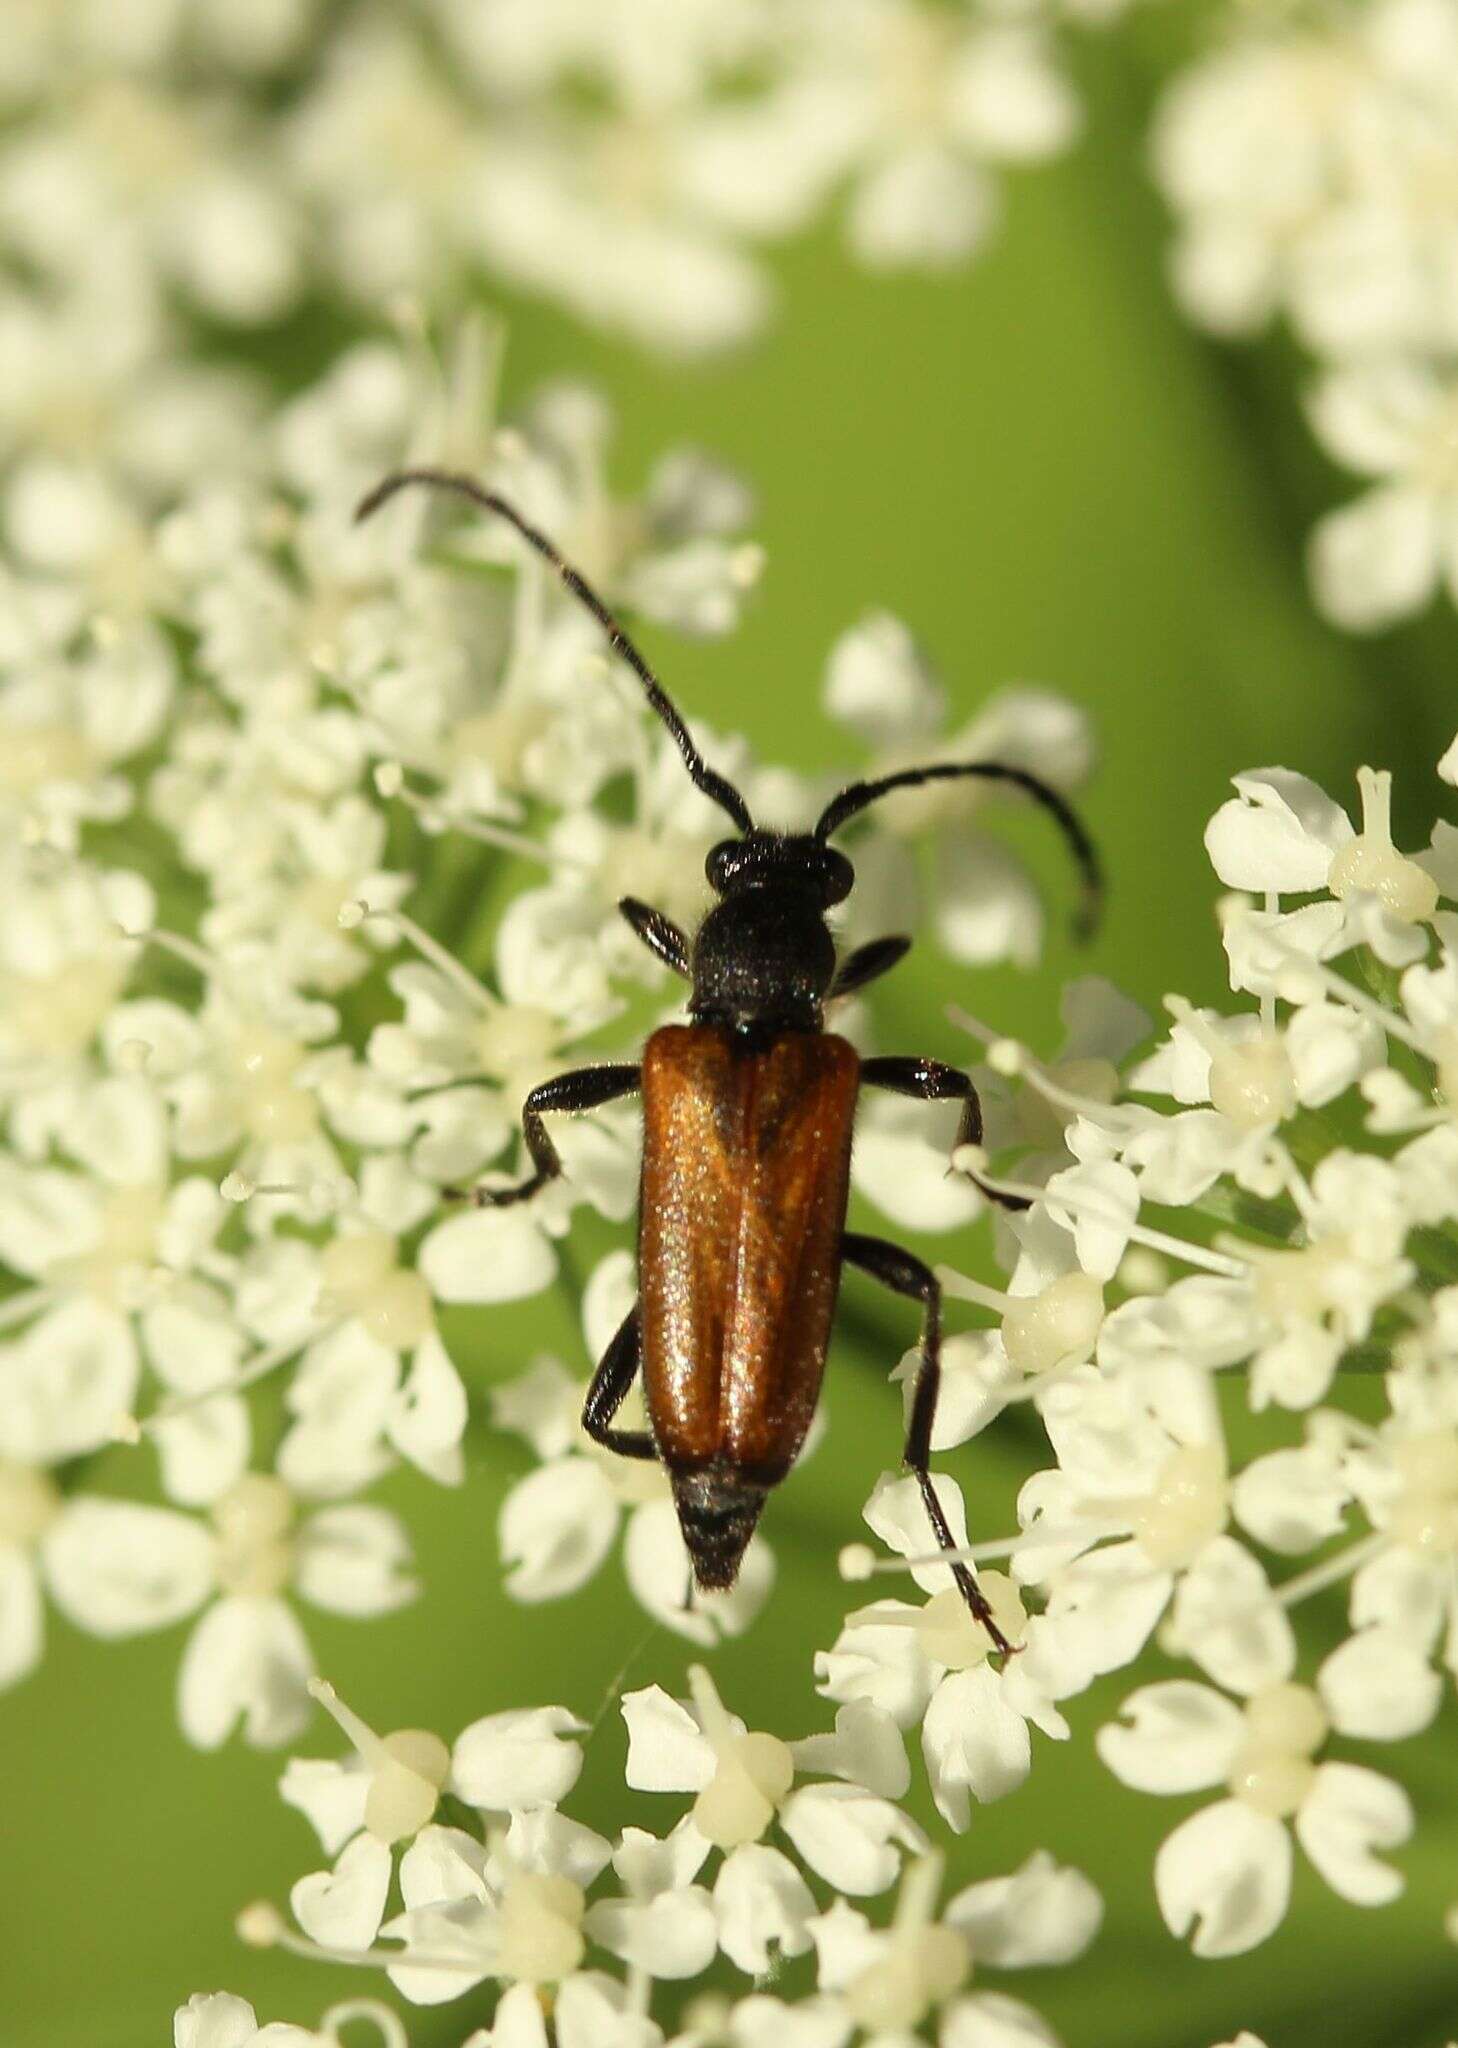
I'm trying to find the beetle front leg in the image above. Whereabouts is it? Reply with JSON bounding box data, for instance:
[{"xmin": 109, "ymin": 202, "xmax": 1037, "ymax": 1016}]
[
  {"xmin": 447, "ymin": 1063, "xmax": 639, "ymax": 1207},
  {"xmin": 860, "ymin": 1053, "xmax": 1029, "ymax": 1212},
  {"xmin": 842, "ymin": 1229, "xmax": 1015, "ymax": 1657},
  {"xmin": 582, "ymin": 1306, "xmax": 657, "ymax": 1460}
]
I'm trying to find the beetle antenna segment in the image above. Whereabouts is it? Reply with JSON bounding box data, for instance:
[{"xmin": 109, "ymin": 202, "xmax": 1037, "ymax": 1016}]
[
  {"xmin": 355, "ymin": 466, "xmax": 754, "ymax": 835},
  {"xmin": 815, "ymin": 761, "xmax": 1102, "ymax": 940}
]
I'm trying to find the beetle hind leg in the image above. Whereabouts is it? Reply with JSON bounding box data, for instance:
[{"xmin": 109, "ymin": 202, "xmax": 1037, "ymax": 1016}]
[
  {"xmin": 842, "ymin": 1229, "xmax": 1015, "ymax": 1658},
  {"xmin": 582, "ymin": 1305, "xmax": 657, "ymax": 1460}
]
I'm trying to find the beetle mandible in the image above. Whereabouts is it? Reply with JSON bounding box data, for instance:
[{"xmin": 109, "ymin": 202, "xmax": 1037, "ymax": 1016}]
[{"xmin": 357, "ymin": 467, "xmax": 1102, "ymax": 1656}]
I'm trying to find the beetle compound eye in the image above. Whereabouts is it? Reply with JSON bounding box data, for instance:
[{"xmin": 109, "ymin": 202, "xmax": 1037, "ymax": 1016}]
[
  {"xmin": 820, "ymin": 849, "xmax": 855, "ymax": 906},
  {"xmin": 706, "ymin": 840, "xmax": 743, "ymax": 893}
]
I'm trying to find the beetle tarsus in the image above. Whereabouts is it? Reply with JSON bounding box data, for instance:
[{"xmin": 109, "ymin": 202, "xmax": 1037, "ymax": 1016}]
[
  {"xmin": 442, "ymin": 1062, "xmax": 641, "ymax": 1212},
  {"xmin": 860, "ymin": 1053, "xmax": 1031, "ymax": 1214}
]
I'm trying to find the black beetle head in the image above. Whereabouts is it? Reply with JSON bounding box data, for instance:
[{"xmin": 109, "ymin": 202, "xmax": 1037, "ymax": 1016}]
[{"xmin": 706, "ymin": 831, "xmax": 853, "ymax": 908}]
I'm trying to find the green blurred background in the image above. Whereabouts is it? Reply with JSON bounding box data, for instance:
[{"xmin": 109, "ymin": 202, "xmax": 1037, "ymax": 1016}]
[{"xmin": 6, "ymin": 18, "xmax": 1457, "ymax": 2048}]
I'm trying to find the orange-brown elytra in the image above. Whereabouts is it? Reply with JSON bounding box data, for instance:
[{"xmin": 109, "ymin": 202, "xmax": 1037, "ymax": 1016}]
[{"xmin": 355, "ymin": 466, "xmax": 1103, "ymax": 1657}]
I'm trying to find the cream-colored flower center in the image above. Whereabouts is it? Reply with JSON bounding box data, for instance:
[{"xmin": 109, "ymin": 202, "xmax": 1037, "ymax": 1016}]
[
  {"xmin": 1389, "ymin": 1429, "xmax": 1458, "ymax": 1555},
  {"xmin": 0, "ymin": 722, "xmax": 98, "ymax": 795},
  {"xmin": 916, "ymin": 1574, "xmax": 1027, "ymax": 1670},
  {"xmin": 1252, "ymin": 1236, "xmax": 1348, "ymax": 1326},
  {"xmin": 1227, "ymin": 1682, "xmax": 1328, "ymax": 1820},
  {"xmin": 843, "ymin": 1925, "xmax": 969, "ymax": 2033},
  {"xmin": 1130, "ymin": 1442, "xmax": 1228, "ymax": 1570},
  {"xmin": 212, "ymin": 1473, "xmax": 295, "ymax": 1597},
  {"xmin": 318, "ymin": 1229, "xmax": 433, "ymax": 1350},
  {"xmin": 310, "ymin": 1677, "xmax": 449, "ymax": 1846},
  {"xmin": 231, "ymin": 1022, "xmax": 319, "ymax": 1143},
  {"xmin": 493, "ymin": 1869, "xmax": 587, "ymax": 1985},
  {"xmin": 879, "ymin": 9, "xmax": 956, "ymax": 134},
  {"xmin": 843, "ymin": 1854, "xmax": 968, "ymax": 2033},
  {"xmin": 3, "ymin": 958, "xmax": 129, "ymax": 1059},
  {"xmin": 1208, "ymin": 1034, "xmax": 1296, "ymax": 1129},
  {"xmin": 687, "ymin": 1663, "xmax": 795, "ymax": 1849},
  {"xmin": 1327, "ymin": 769, "xmax": 1438, "ymax": 923},
  {"xmin": 54, "ymin": 1182, "xmax": 166, "ymax": 1307},
  {"xmin": 1002, "ymin": 1272, "xmax": 1105, "ymax": 1376},
  {"xmin": 0, "ymin": 1460, "xmax": 60, "ymax": 1548},
  {"xmin": 364, "ymin": 1729, "xmax": 451, "ymax": 1844}
]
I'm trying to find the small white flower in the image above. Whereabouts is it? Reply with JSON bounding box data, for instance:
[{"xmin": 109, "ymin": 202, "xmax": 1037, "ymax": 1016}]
[{"xmin": 1100, "ymin": 1665, "xmax": 1413, "ymax": 1956}]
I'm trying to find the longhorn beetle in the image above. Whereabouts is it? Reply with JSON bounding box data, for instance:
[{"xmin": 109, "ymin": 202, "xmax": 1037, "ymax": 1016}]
[{"xmin": 357, "ymin": 467, "xmax": 1102, "ymax": 1655}]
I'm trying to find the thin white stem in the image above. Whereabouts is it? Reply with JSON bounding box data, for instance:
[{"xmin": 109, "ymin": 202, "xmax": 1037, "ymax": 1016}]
[
  {"xmin": 957, "ymin": 1149, "xmax": 1249, "ymax": 1279},
  {"xmin": 320, "ymin": 2002, "xmax": 409, "ymax": 2048},
  {"xmin": 310, "ymin": 1677, "xmax": 389, "ymax": 1766},
  {"xmin": 1276, "ymin": 1532, "xmax": 1386, "ymax": 1609},
  {"xmin": 359, "ymin": 905, "xmax": 490, "ymax": 1012},
  {"xmin": 934, "ymin": 1265, "xmax": 1012, "ymax": 1315}
]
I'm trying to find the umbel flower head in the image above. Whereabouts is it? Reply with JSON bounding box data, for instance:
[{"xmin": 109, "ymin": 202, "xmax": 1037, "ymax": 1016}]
[{"xmin": 842, "ymin": 738, "xmax": 1458, "ymax": 1966}]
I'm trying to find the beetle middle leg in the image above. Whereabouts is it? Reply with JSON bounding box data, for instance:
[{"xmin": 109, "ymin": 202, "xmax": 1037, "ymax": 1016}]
[
  {"xmin": 842, "ymin": 1229, "xmax": 1015, "ymax": 1657},
  {"xmin": 582, "ymin": 1306, "xmax": 657, "ymax": 1460},
  {"xmin": 447, "ymin": 1062, "xmax": 639, "ymax": 1207},
  {"xmin": 861, "ymin": 1053, "xmax": 1029, "ymax": 1212}
]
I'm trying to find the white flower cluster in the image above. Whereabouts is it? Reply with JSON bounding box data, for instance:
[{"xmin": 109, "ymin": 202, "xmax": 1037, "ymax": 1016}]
[
  {"xmin": 1, "ymin": 300, "xmax": 1091, "ymax": 1719},
  {"xmin": 208, "ymin": 1663, "xmax": 1102, "ymax": 2046},
  {"xmin": 1152, "ymin": 0, "xmax": 1458, "ymax": 631},
  {"xmin": 836, "ymin": 744, "xmax": 1458, "ymax": 1960},
  {"xmin": 0, "ymin": 0, "xmax": 1135, "ymax": 366}
]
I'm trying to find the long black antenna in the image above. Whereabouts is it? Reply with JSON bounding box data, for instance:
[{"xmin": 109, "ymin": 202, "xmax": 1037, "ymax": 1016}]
[
  {"xmin": 816, "ymin": 760, "xmax": 1102, "ymax": 940},
  {"xmin": 355, "ymin": 466, "xmax": 754, "ymax": 835}
]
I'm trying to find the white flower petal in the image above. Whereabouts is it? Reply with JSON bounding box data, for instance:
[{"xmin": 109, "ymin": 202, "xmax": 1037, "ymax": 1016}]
[
  {"xmin": 585, "ymin": 1886, "xmax": 718, "ymax": 1979},
  {"xmin": 778, "ymin": 1780, "xmax": 925, "ymax": 1895},
  {"xmin": 712, "ymin": 1842, "xmax": 816, "ymax": 1975},
  {"xmin": 498, "ymin": 1459, "xmax": 619, "ymax": 1603},
  {"xmin": 389, "ymin": 1333, "xmax": 468, "ymax": 1484},
  {"xmin": 177, "ymin": 1594, "xmax": 313, "ymax": 1749},
  {"xmin": 1309, "ymin": 485, "xmax": 1440, "ymax": 634},
  {"xmin": 42, "ymin": 1499, "xmax": 214, "ymax": 1637},
  {"xmin": 418, "ymin": 1207, "xmax": 557, "ymax": 1304},
  {"xmin": 790, "ymin": 1699, "xmax": 909, "ymax": 1800},
  {"xmin": 945, "ymin": 1850, "xmax": 1102, "ymax": 1969},
  {"xmin": 0, "ymin": 1545, "xmax": 43, "ymax": 1689},
  {"xmin": 1317, "ymin": 1627, "xmax": 1442, "ymax": 1742},
  {"xmin": 1168, "ymin": 1539, "xmax": 1295, "ymax": 1696},
  {"xmin": 939, "ymin": 1990, "xmax": 1059, "ymax": 2048},
  {"xmin": 1204, "ymin": 769, "xmax": 1353, "ymax": 893},
  {"xmin": 1155, "ymin": 1800, "xmax": 1292, "ymax": 1957},
  {"xmin": 279, "ymin": 1754, "xmax": 371, "ymax": 1855},
  {"xmin": 173, "ymin": 1992, "xmax": 261, "ymax": 2048},
  {"xmin": 291, "ymin": 1832, "xmax": 393, "ymax": 1951},
  {"xmin": 293, "ymin": 1505, "xmax": 415, "ymax": 1617},
  {"xmin": 922, "ymin": 1666, "xmax": 1032, "ymax": 1828},
  {"xmin": 1097, "ymin": 1682, "xmax": 1245, "ymax": 1795},
  {"xmin": 1296, "ymin": 1763, "xmax": 1412, "ymax": 1906},
  {"xmin": 622, "ymin": 1684, "xmax": 716, "ymax": 1794},
  {"xmin": 451, "ymin": 1705, "xmax": 586, "ymax": 1812}
]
